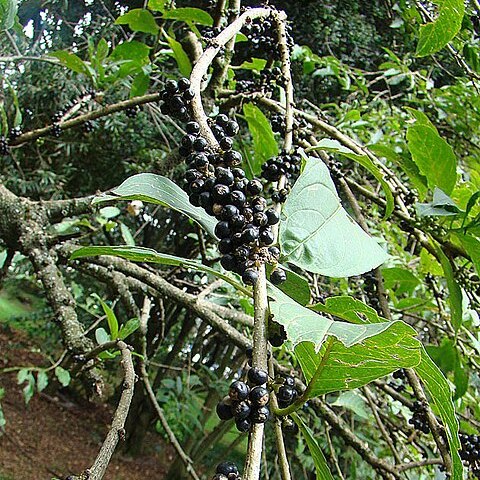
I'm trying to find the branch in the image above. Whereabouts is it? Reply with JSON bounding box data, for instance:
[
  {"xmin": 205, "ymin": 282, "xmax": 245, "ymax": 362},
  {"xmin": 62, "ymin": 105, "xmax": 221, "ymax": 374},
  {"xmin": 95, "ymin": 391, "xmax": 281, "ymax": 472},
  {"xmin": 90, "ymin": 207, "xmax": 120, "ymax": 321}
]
[
  {"xmin": 9, "ymin": 92, "xmax": 164, "ymax": 147},
  {"xmin": 70, "ymin": 341, "xmax": 135, "ymax": 480}
]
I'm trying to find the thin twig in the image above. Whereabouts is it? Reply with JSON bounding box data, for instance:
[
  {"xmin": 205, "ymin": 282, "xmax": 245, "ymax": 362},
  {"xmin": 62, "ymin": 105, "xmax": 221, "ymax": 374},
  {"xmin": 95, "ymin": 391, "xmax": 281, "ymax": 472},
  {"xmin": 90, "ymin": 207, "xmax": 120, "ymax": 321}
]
[{"xmin": 71, "ymin": 341, "xmax": 135, "ymax": 480}]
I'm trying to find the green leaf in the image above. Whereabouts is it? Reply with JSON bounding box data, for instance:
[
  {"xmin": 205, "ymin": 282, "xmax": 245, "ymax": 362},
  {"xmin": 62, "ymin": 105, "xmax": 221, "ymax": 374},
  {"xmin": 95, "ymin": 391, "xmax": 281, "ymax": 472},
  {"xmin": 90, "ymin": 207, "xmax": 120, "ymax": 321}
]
[
  {"xmin": 120, "ymin": 223, "xmax": 136, "ymax": 246},
  {"xmin": 17, "ymin": 369, "xmax": 35, "ymax": 404},
  {"xmin": 268, "ymin": 285, "xmax": 418, "ymax": 351},
  {"xmin": 295, "ymin": 329, "xmax": 420, "ymax": 397},
  {"xmin": 291, "ymin": 413, "xmax": 335, "ymax": 480},
  {"xmin": 279, "ymin": 157, "xmax": 388, "ymax": 277},
  {"xmin": 406, "ymin": 125, "xmax": 457, "ymax": 195},
  {"xmin": 331, "ymin": 391, "xmax": 370, "ymax": 420},
  {"xmin": 148, "ymin": 0, "xmax": 166, "ymax": 12},
  {"xmin": 95, "ymin": 327, "xmax": 111, "ymax": 345},
  {"xmin": 309, "ymin": 139, "xmax": 394, "ymax": 218},
  {"xmin": 115, "ymin": 9, "xmax": 160, "ymax": 35},
  {"xmin": 99, "ymin": 206, "xmax": 120, "ymax": 219},
  {"xmin": 382, "ymin": 267, "xmax": 420, "ymax": 296},
  {"xmin": 36, "ymin": 371, "xmax": 49, "ymax": 392},
  {"xmin": 96, "ymin": 38, "xmax": 109, "ymax": 63},
  {"xmin": 242, "ymin": 103, "xmax": 278, "ymax": 175},
  {"xmin": 96, "ymin": 296, "xmax": 119, "ymax": 340},
  {"xmin": 164, "ymin": 32, "xmax": 192, "ymax": 77},
  {"xmin": 455, "ymin": 234, "xmax": 480, "ymax": 275},
  {"xmin": 416, "ymin": 187, "xmax": 462, "ymax": 217},
  {"xmin": 130, "ymin": 71, "xmax": 150, "ymax": 98},
  {"xmin": 71, "ymin": 245, "xmax": 251, "ymax": 296},
  {"xmin": 118, "ymin": 318, "xmax": 140, "ymax": 340},
  {"xmin": 416, "ymin": 0, "xmax": 465, "ymax": 57},
  {"xmin": 238, "ymin": 58, "xmax": 267, "ymax": 71},
  {"xmin": 311, "ymin": 296, "xmax": 383, "ymax": 324},
  {"xmin": 55, "ymin": 367, "xmax": 71, "ymax": 387},
  {"xmin": 414, "ymin": 348, "xmax": 463, "ymax": 479},
  {"xmin": 431, "ymin": 240, "xmax": 463, "ymax": 331},
  {"xmin": 50, "ymin": 51, "xmax": 91, "ymax": 76},
  {"xmin": 369, "ymin": 143, "xmax": 428, "ymax": 200},
  {"xmin": 162, "ymin": 7, "xmax": 213, "ymax": 26},
  {"xmin": 110, "ymin": 41, "xmax": 151, "ymax": 66},
  {"xmin": 0, "ymin": 0, "xmax": 17, "ymax": 30},
  {"xmin": 94, "ymin": 173, "xmax": 217, "ymax": 239},
  {"xmin": 266, "ymin": 264, "xmax": 311, "ymax": 306}
]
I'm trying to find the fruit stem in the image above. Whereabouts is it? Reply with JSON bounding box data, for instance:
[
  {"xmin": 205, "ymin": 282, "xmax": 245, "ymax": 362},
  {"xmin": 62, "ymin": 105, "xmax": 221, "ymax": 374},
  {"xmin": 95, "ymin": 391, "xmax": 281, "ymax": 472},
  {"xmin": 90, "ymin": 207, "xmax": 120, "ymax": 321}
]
[{"xmin": 243, "ymin": 264, "xmax": 269, "ymax": 480}]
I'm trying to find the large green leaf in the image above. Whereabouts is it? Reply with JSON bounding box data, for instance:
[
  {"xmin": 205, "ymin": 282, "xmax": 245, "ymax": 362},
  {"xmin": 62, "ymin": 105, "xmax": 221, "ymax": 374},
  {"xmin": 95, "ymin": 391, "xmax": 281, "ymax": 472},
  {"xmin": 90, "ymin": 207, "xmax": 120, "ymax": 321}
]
[
  {"xmin": 406, "ymin": 125, "xmax": 457, "ymax": 195},
  {"xmin": 110, "ymin": 41, "xmax": 151, "ymax": 65},
  {"xmin": 431, "ymin": 240, "xmax": 463, "ymax": 331},
  {"xmin": 242, "ymin": 103, "xmax": 278, "ymax": 175},
  {"xmin": 162, "ymin": 7, "xmax": 213, "ymax": 26},
  {"xmin": 70, "ymin": 245, "xmax": 250, "ymax": 296},
  {"xmin": 164, "ymin": 32, "xmax": 192, "ymax": 77},
  {"xmin": 279, "ymin": 157, "xmax": 388, "ymax": 277},
  {"xmin": 268, "ymin": 286, "xmax": 420, "ymax": 395},
  {"xmin": 94, "ymin": 173, "xmax": 217, "ymax": 239},
  {"xmin": 115, "ymin": 9, "xmax": 160, "ymax": 35},
  {"xmin": 268, "ymin": 285, "xmax": 418, "ymax": 349},
  {"xmin": 295, "ymin": 330, "xmax": 420, "ymax": 397},
  {"xmin": 416, "ymin": 0, "xmax": 465, "ymax": 57},
  {"xmin": 309, "ymin": 139, "xmax": 394, "ymax": 218},
  {"xmin": 0, "ymin": 0, "xmax": 17, "ymax": 30},
  {"xmin": 414, "ymin": 348, "xmax": 463, "ymax": 479},
  {"xmin": 382, "ymin": 267, "xmax": 421, "ymax": 296},
  {"xmin": 291, "ymin": 413, "xmax": 335, "ymax": 480}
]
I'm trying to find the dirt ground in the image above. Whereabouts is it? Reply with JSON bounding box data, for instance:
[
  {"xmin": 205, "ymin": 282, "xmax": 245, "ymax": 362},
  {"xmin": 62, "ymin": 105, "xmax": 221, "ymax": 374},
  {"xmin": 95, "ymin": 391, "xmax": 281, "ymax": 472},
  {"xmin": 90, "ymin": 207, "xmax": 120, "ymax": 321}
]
[{"xmin": 0, "ymin": 327, "xmax": 172, "ymax": 480}]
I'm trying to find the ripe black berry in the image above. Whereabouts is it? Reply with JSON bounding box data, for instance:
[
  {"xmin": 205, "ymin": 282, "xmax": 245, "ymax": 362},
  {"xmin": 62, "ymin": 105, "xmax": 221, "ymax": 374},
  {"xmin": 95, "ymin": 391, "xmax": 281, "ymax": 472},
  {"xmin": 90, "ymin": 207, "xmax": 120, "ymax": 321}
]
[
  {"xmin": 193, "ymin": 136, "xmax": 208, "ymax": 152},
  {"xmin": 277, "ymin": 385, "xmax": 294, "ymax": 404},
  {"xmin": 165, "ymin": 79, "xmax": 178, "ymax": 93},
  {"xmin": 215, "ymin": 221, "xmax": 231, "ymax": 239},
  {"xmin": 177, "ymin": 77, "xmax": 191, "ymax": 91},
  {"xmin": 219, "ymin": 136, "xmax": 233, "ymax": 150},
  {"xmin": 270, "ymin": 268, "xmax": 287, "ymax": 285},
  {"xmin": 216, "ymin": 114, "xmax": 229, "ymax": 126},
  {"xmin": 221, "ymin": 254, "xmax": 237, "ymax": 271},
  {"xmin": 230, "ymin": 190, "xmax": 246, "ymax": 208},
  {"xmin": 216, "ymin": 167, "xmax": 235, "ymax": 185},
  {"xmin": 247, "ymin": 179, "xmax": 263, "ymax": 196},
  {"xmin": 250, "ymin": 386, "xmax": 269, "ymax": 407},
  {"xmin": 242, "ymin": 268, "xmax": 259, "ymax": 285},
  {"xmin": 265, "ymin": 208, "xmax": 280, "ymax": 225},
  {"xmin": 284, "ymin": 376, "xmax": 295, "ymax": 387},
  {"xmin": 269, "ymin": 246, "xmax": 281, "ymax": 259},
  {"xmin": 233, "ymin": 401, "xmax": 251, "ymax": 420},
  {"xmin": 216, "ymin": 399, "xmax": 233, "ymax": 420},
  {"xmin": 224, "ymin": 120, "xmax": 239, "ymax": 136},
  {"xmin": 242, "ymin": 227, "xmax": 259, "ymax": 244},
  {"xmin": 229, "ymin": 380, "xmax": 250, "ymax": 401},
  {"xmin": 223, "ymin": 150, "xmax": 242, "ymax": 166},
  {"xmin": 248, "ymin": 367, "xmax": 268, "ymax": 385},
  {"xmin": 251, "ymin": 405, "xmax": 270, "ymax": 423},
  {"xmin": 235, "ymin": 417, "xmax": 252, "ymax": 432},
  {"xmin": 216, "ymin": 462, "xmax": 239, "ymax": 476},
  {"xmin": 259, "ymin": 228, "xmax": 275, "ymax": 245}
]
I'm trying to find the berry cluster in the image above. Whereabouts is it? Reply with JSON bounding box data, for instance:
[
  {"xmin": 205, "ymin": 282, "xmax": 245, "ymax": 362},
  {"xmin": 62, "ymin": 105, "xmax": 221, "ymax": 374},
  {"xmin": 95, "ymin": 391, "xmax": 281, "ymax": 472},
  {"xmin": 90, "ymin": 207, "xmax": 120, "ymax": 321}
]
[
  {"xmin": 276, "ymin": 375, "xmax": 298, "ymax": 408},
  {"xmin": 388, "ymin": 368, "xmax": 406, "ymax": 393},
  {"xmin": 0, "ymin": 137, "xmax": 8, "ymax": 156},
  {"xmin": 261, "ymin": 151, "xmax": 301, "ymax": 183},
  {"xmin": 235, "ymin": 67, "xmax": 285, "ymax": 95},
  {"xmin": 212, "ymin": 461, "xmax": 241, "ymax": 480},
  {"xmin": 362, "ymin": 270, "xmax": 380, "ymax": 312},
  {"xmin": 216, "ymin": 367, "xmax": 270, "ymax": 432},
  {"xmin": 237, "ymin": 14, "xmax": 293, "ymax": 63},
  {"xmin": 459, "ymin": 433, "xmax": 480, "ymax": 477},
  {"xmin": 158, "ymin": 77, "xmax": 288, "ymax": 286},
  {"xmin": 408, "ymin": 401, "xmax": 430, "ymax": 434}
]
